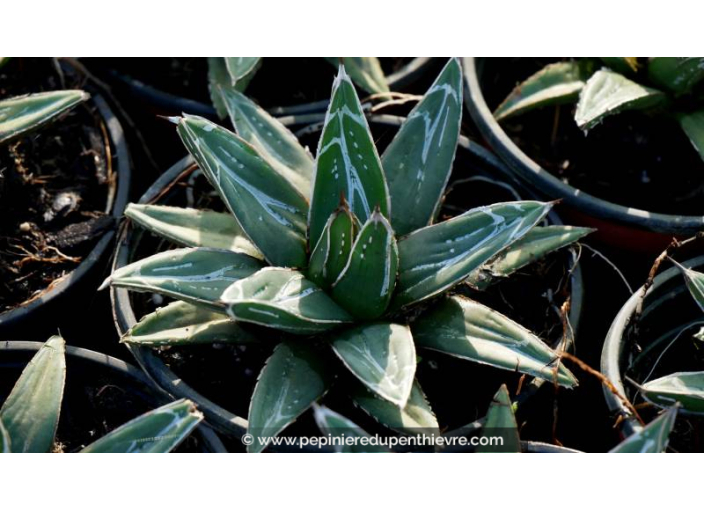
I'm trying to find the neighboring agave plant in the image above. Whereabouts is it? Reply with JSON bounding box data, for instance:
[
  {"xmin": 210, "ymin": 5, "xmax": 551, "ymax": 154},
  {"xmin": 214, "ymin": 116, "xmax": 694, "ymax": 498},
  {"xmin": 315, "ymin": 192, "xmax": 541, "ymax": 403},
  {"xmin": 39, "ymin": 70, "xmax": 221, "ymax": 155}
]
[
  {"xmin": 0, "ymin": 335, "xmax": 203, "ymax": 453},
  {"xmin": 494, "ymin": 57, "xmax": 704, "ymax": 163},
  {"xmin": 208, "ymin": 57, "xmax": 390, "ymax": 118},
  {"xmin": 104, "ymin": 58, "xmax": 591, "ymax": 452}
]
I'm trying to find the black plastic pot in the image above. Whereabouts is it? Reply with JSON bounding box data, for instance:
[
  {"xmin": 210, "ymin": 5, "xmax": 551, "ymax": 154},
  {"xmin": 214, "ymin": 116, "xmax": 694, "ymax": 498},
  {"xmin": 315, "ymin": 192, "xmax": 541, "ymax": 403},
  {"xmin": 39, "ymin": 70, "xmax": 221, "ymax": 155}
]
[
  {"xmin": 110, "ymin": 114, "xmax": 584, "ymax": 451},
  {"xmin": 0, "ymin": 91, "xmax": 131, "ymax": 331},
  {"xmin": 601, "ymin": 253, "xmax": 704, "ymax": 439},
  {"xmin": 0, "ymin": 340, "xmax": 225, "ymax": 452},
  {"xmin": 462, "ymin": 57, "xmax": 704, "ymax": 253}
]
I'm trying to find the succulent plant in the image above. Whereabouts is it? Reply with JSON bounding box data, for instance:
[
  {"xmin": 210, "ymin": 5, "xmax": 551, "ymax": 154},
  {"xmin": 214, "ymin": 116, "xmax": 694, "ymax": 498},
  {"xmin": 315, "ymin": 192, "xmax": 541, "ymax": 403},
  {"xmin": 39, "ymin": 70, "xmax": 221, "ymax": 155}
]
[
  {"xmin": 104, "ymin": 58, "xmax": 591, "ymax": 452},
  {"xmin": 0, "ymin": 335, "xmax": 203, "ymax": 453},
  {"xmin": 495, "ymin": 58, "xmax": 704, "ymax": 164}
]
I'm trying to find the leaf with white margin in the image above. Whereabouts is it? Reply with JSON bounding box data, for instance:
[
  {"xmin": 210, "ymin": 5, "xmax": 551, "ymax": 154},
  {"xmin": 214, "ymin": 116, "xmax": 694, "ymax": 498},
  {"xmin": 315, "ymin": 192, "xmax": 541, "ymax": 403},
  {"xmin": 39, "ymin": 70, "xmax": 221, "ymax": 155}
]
[
  {"xmin": 176, "ymin": 115, "xmax": 308, "ymax": 267},
  {"xmin": 307, "ymin": 200, "xmax": 358, "ymax": 289},
  {"xmin": 324, "ymin": 57, "xmax": 389, "ymax": 95},
  {"xmin": 332, "ymin": 210, "xmax": 398, "ymax": 320},
  {"xmin": 222, "ymin": 268, "xmax": 353, "ymax": 335},
  {"xmin": 352, "ymin": 379, "xmax": 439, "ymax": 437},
  {"xmin": 313, "ymin": 405, "xmax": 388, "ymax": 453},
  {"xmin": 0, "ymin": 418, "xmax": 9, "ymax": 453},
  {"xmin": 575, "ymin": 69, "xmax": 667, "ymax": 131},
  {"xmin": 309, "ymin": 65, "xmax": 390, "ymax": 247},
  {"xmin": 648, "ymin": 57, "xmax": 704, "ymax": 95},
  {"xmin": 639, "ymin": 372, "xmax": 704, "ymax": 414},
  {"xmin": 125, "ymin": 204, "xmax": 263, "ymax": 260},
  {"xmin": 0, "ymin": 90, "xmax": 89, "ymax": 144},
  {"xmin": 392, "ymin": 201, "xmax": 553, "ymax": 310},
  {"xmin": 495, "ymin": 60, "xmax": 594, "ymax": 122},
  {"xmin": 101, "ymin": 247, "xmax": 263, "ymax": 311},
  {"xmin": 600, "ymin": 57, "xmax": 638, "ymax": 75},
  {"xmin": 0, "ymin": 335, "xmax": 66, "ymax": 453},
  {"xmin": 678, "ymin": 110, "xmax": 704, "ymax": 163},
  {"xmin": 671, "ymin": 259, "xmax": 704, "ymax": 312},
  {"xmin": 81, "ymin": 399, "xmax": 203, "ymax": 453},
  {"xmin": 224, "ymin": 57, "xmax": 262, "ymax": 85},
  {"xmin": 331, "ymin": 322, "xmax": 416, "ymax": 407},
  {"xmin": 208, "ymin": 57, "xmax": 231, "ymax": 118},
  {"xmin": 220, "ymin": 87, "xmax": 314, "ymax": 198},
  {"xmin": 476, "ymin": 385, "xmax": 520, "ymax": 453},
  {"xmin": 382, "ymin": 58, "xmax": 462, "ymax": 236},
  {"xmin": 248, "ymin": 343, "xmax": 331, "ymax": 453},
  {"xmin": 412, "ymin": 296, "xmax": 577, "ymax": 388},
  {"xmin": 122, "ymin": 300, "xmax": 255, "ymax": 347},
  {"xmin": 609, "ymin": 406, "xmax": 678, "ymax": 453}
]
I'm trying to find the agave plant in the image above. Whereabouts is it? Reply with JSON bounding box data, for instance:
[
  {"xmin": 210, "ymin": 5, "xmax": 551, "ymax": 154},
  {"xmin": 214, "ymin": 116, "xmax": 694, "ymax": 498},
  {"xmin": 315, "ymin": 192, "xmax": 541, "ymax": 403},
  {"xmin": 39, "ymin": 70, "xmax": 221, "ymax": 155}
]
[
  {"xmin": 104, "ymin": 58, "xmax": 591, "ymax": 453},
  {"xmin": 0, "ymin": 335, "xmax": 202, "ymax": 453},
  {"xmin": 495, "ymin": 57, "xmax": 704, "ymax": 163}
]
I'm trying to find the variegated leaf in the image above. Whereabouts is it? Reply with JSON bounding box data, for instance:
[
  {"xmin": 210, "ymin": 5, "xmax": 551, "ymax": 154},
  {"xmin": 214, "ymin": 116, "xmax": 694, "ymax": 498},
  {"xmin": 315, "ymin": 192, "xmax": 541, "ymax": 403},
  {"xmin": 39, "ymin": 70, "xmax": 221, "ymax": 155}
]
[
  {"xmin": 467, "ymin": 226, "xmax": 593, "ymax": 290},
  {"xmin": 331, "ymin": 210, "xmax": 398, "ymax": 320},
  {"xmin": 176, "ymin": 115, "xmax": 309, "ymax": 267},
  {"xmin": 248, "ymin": 343, "xmax": 331, "ymax": 453},
  {"xmin": 309, "ymin": 66, "xmax": 390, "ymax": 247},
  {"xmin": 382, "ymin": 58, "xmax": 462, "ymax": 236},
  {"xmin": 352, "ymin": 379, "xmax": 439, "ymax": 437},
  {"xmin": 81, "ymin": 399, "xmax": 203, "ymax": 453},
  {"xmin": 678, "ymin": 110, "xmax": 704, "ymax": 163},
  {"xmin": 672, "ymin": 259, "xmax": 704, "ymax": 312},
  {"xmin": 208, "ymin": 57, "xmax": 231, "ymax": 118},
  {"xmin": 307, "ymin": 200, "xmax": 358, "ymax": 289},
  {"xmin": 0, "ymin": 90, "xmax": 89, "ymax": 144},
  {"xmin": 313, "ymin": 405, "xmax": 388, "ymax": 453},
  {"xmin": 222, "ymin": 268, "xmax": 353, "ymax": 335},
  {"xmin": 0, "ymin": 418, "xmax": 9, "ymax": 453},
  {"xmin": 392, "ymin": 201, "xmax": 553, "ymax": 310},
  {"xmin": 412, "ymin": 296, "xmax": 577, "ymax": 388},
  {"xmin": 122, "ymin": 300, "xmax": 255, "ymax": 347},
  {"xmin": 0, "ymin": 335, "xmax": 66, "ymax": 453},
  {"xmin": 324, "ymin": 57, "xmax": 389, "ymax": 95},
  {"xmin": 476, "ymin": 385, "xmax": 521, "ymax": 453},
  {"xmin": 224, "ymin": 57, "xmax": 262, "ymax": 85},
  {"xmin": 639, "ymin": 372, "xmax": 704, "ymax": 413},
  {"xmin": 101, "ymin": 248, "xmax": 263, "ymax": 311},
  {"xmin": 609, "ymin": 406, "xmax": 678, "ymax": 453},
  {"xmin": 219, "ymin": 87, "xmax": 314, "ymax": 198},
  {"xmin": 575, "ymin": 69, "xmax": 667, "ymax": 131},
  {"xmin": 495, "ymin": 60, "xmax": 594, "ymax": 121},
  {"xmin": 600, "ymin": 57, "xmax": 639, "ymax": 75},
  {"xmin": 331, "ymin": 323, "xmax": 416, "ymax": 407},
  {"xmin": 125, "ymin": 204, "xmax": 263, "ymax": 260},
  {"xmin": 648, "ymin": 57, "xmax": 704, "ymax": 95}
]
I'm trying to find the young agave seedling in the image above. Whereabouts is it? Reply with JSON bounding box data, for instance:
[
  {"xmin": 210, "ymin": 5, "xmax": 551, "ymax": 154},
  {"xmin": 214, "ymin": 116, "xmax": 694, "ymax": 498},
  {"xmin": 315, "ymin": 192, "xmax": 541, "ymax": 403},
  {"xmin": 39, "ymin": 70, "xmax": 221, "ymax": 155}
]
[
  {"xmin": 495, "ymin": 57, "xmax": 704, "ymax": 164},
  {"xmin": 105, "ymin": 58, "xmax": 591, "ymax": 452},
  {"xmin": 0, "ymin": 335, "xmax": 203, "ymax": 453}
]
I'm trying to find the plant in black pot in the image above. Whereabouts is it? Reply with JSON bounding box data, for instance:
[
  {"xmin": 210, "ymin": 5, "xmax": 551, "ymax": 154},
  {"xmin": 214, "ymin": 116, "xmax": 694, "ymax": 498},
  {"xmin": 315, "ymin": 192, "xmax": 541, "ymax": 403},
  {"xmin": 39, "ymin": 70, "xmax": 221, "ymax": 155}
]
[{"xmin": 103, "ymin": 59, "xmax": 591, "ymax": 452}]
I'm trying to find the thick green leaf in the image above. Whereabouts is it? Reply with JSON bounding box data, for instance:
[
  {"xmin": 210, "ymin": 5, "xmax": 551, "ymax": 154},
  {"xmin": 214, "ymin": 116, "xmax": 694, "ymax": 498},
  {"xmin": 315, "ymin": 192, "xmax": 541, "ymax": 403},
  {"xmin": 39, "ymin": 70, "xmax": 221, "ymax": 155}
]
[
  {"xmin": 325, "ymin": 57, "xmax": 389, "ymax": 95},
  {"xmin": 609, "ymin": 406, "xmax": 678, "ymax": 453},
  {"xmin": 467, "ymin": 226, "xmax": 593, "ymax": 290},
  {"xmin": 413, "ymin": 296, "xmax": 577, "ymax": 388},
  {"xmin": 309, "ymin": 65, "xmax": 390, "ymax": 247},
  {"xmin": 125, "ymin": 204, "xmax": 263, "ymax": 259},
  {"xmin": 0, "ymin": 90, "xmax": 89, "ymax": 144},
  {"xmin": 382, "ymin": 58, "xmax": 462, "ymax": 235},
  {"xmin": 0, "ymin": 418, "xmax": 9, "ymax": 453},
  {"xmin": 678, "ymin": 110, "xmax": 704, "ymax": 163},
  {"xmin": 220, "ymin": 87, "xmax": 314, "ymax": 198},
  {"xmin": 495, "ymin": 60, "xmax": 594, "ymax": 121},
  {"xmin": 392, "ymin": 201, "xmax": 553, "ymax": 309},
  {"xmin": 307, "ymin": 200, "xmax": 358, "ymax": 289},
  {"xmin": 672, "ymin": 259, "xmax": 704, "ymax": 312},
  {"xmin": 477, "ymin": 385, "xmax": 521, "ymax": 453},
  {"xmin": 177, "ymin": 115, "xmax": 308, "ymax": 267},
  {"xmin": 600, "ymin": 57, "xmax": 639, "ymax": 75},
  {"xmin": 102, "ymin": 248, "xmax": 263, "ymax": 311},
  {"xmin": 248, "ymin": 343, "xmax": 331, "ymax": 453},
  {"xmin": 352, "ymin": 379, "xmax": 439, "ymax": 437},
  {"xmin": 331, "ymin": 323, "xmax": 416, "ymax": 407},
  {"xmin": 648, "ymin": 57, "xmax": 704, "ymax": 95},
  {"xmin": 639, "ymin": 372, "xmax": 704, "ymax": 413},
  {"xmin": 222, "ymin": 268, "xmax": 353, "ymax": 334},
  {"xmin": 81, "ymin": 399, "xmax": 203, "ymax": 453},
  {"xmin": 224, "ymin": 57, "xmax": 262, "ymax": 85},
  {"xmin": 0, "ymin": 335, "xmax": 66, "ymax": 453},
  {"xmin": 313, "ymin": 405, "xmax": 388, "ymax": 453},
  {"xmin": 575, "ymin": 69, "xmax": 667, "ymax": 131},
  {"xmin": 331, "ymin": 210, "xmax": 398, "ymax": 320},
  {"xmin": 122, "ymin": 300, "xmax": 255, "ymax": 347},
  {"xmin": 208, "ymin": 57, "xmax": 231, "ymax": 118}
]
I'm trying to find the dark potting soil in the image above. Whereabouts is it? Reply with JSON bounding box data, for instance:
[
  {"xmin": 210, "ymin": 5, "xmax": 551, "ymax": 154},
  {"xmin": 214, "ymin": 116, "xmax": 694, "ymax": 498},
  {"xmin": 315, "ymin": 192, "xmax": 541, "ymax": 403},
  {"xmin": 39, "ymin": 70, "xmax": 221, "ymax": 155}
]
[
  {"xmin": 0, "ymin": 58, "xmax": 114, "ymax": 314},
  {"xmin": 480, "ymin": 57, "xmax": 704, "ymax": 216}
]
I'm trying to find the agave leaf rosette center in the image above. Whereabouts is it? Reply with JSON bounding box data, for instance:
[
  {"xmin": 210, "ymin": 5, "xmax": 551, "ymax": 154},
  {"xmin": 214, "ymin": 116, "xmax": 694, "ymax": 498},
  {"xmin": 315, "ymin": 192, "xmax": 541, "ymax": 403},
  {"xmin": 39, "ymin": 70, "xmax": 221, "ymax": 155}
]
[{"xmin": 106, "ymin": 59, "xmax": 586, "ymax": 451}]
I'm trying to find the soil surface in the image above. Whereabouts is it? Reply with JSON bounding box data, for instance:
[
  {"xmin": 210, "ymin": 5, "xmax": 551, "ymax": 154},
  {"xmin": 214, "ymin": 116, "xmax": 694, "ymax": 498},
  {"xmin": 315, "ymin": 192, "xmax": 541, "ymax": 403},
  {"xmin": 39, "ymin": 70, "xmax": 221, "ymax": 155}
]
[
  {"xmin": 480, "ymin": 57, "xmax": 704, "ymax": 216},
  {"xmin": 0, "ymin": 58, "xmax": 114, "ymax": 314}
]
